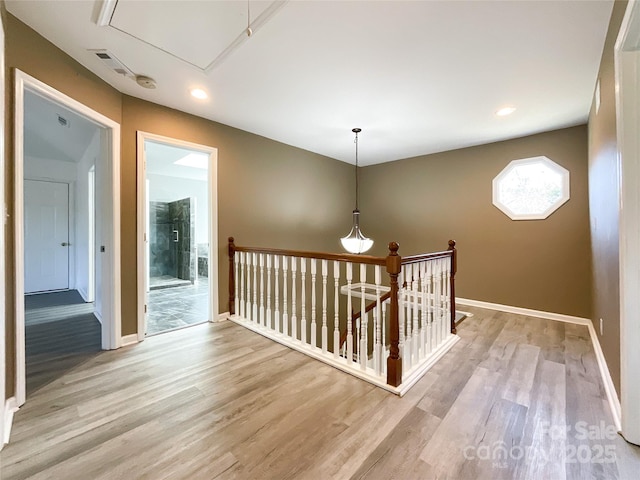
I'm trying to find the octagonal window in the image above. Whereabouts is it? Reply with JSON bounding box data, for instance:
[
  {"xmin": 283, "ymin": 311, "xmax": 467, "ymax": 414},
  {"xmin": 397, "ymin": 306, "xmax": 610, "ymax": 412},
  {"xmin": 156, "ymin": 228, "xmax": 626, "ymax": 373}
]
[{"xmin": 492, "ymin": 156, "xmax": 570, "ymax": 220}]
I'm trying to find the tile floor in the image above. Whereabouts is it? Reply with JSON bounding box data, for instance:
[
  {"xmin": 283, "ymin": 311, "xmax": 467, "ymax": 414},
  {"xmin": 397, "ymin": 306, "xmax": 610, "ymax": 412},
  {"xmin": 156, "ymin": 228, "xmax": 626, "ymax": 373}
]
[{"xmin": 147, "ymin": 275, "xmax": 210, "ymax": 336}]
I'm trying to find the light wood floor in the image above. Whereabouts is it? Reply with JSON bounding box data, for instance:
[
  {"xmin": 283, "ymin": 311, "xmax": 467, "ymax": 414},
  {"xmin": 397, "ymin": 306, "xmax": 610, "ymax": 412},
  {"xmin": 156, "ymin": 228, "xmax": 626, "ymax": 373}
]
[{"xmin": 2, "ymin": 306, "xmax": 639, "ymax": 479}]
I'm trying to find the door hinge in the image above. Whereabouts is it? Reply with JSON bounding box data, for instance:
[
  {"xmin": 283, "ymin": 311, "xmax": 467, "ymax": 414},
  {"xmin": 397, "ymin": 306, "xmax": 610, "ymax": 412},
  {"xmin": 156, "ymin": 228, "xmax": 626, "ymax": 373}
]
[{"xmin": 144, "ymin": 304, "xmax": 147, "ymax": 313}]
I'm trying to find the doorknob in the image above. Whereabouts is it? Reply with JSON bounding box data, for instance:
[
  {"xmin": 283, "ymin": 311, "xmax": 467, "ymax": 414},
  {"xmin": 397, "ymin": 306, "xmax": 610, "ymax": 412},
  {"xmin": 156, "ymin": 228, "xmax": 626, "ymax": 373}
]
[{"xmin": 61, "ymin": 242, "xmax": 71, "ymax": 246}]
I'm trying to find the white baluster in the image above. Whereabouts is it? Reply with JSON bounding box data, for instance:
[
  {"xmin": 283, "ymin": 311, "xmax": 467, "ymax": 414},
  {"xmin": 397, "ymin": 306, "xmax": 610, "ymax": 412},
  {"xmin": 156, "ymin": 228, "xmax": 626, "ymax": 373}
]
[
  {"xmin": 291, "ymin": 257, "xmax": 298, "ymax": 341},
  {"xmin": 416, "ymin": 261, "xmax": 427, "ymax": 359},
  {"xmin": 311, "ymin": 259, "xmax": 317, "ymax": 349},
  {"xmin": 374, "ymin": 265, "xmax": 382, "ymax": 376},
  {"xmin": 435, "ymin": 258, "xmax": 442, "ymax": 345},
  {"xmin": 360, "ymin": 264, "xmax": 367, "ymax": 371},
  {"xmin": 240, "ymin": 252, "xmax": 246, "ymax": 319},
  {"xmin": 283, "ymin": 256, "xmax": 289, "ymax": 337},
  {"xmin": 259, "ymin": 253, "xmax": 265, "ymax": 327},
  {"xmin": 300, "ymin": 257, "xmax": 307, "ymax": 345},
  {"xmin": 398, "ymin": 266, "xmax": 406, "ymax": 373},
  {"xmin": 245, "ymin": 252, "xmax": 252, "ymax": 320},
  {"xmin": 266, "ymin": 254, "xmax": 272, "ymax": 330},
  {"xmin": 333, "ymin": 261, "xmax": 340, "ymax": 358},
  {"xmin": 234, "ymin": 251, "xmax": 240, "ymax": 316},
  {"xmin": 252, "ymin": 252, "xmax": 258, "ymax": 323},
  {"xmin": 413, "ymin": 263, "xmax": 420, "ymax": 364},
  {"xmin": 404, "ymin": 263, "xmax": 413, "ymax": 369},
  {"xmin": 382, "ymin": 301, "xmax": 387, "ymax": 375},
  {"xmin": 322, "ymin": 260, "xmax": 328, "ymax": 354},
  {"xmin": 442, "ymin": 258, "xmax": 448, "ymax": 341},
  {"xmin": 427, "ymin": 260, "xmax": 435, "ymax": 353},
  {"xmin": 445, "ymin": 258, "xmax": 451, "ymax": 337},
  {"xmin": 420, "ymin": 261, "xmax": 429, "ymax": 356},
  {"xmin": 346, "ymin": 262, "xmax": 353, "ymax": 364},
  {"xmin": 274, "ymin": 255, "xmax": 280, "ymax": 333}
]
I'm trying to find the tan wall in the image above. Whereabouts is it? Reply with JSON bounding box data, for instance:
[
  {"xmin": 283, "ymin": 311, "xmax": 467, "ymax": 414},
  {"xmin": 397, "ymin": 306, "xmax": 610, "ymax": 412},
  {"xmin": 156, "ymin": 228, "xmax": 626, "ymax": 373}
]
[
  {"xmin": 588, "ymin": 0, "xmax": 628, "ymax": 395},
  {"xmin": 3, "ymin": 13, "xmax": 123, "ymax": 397},
  {"xmin": 121, "ymin": 96, "xmax": 353, "ymax": 335},
  {"xmin": 3, "ymin": 14, "xmax": 354, "ymax": 397},
  {"xmin": 360, "ymin": 125, "xmax": 592, "ymax": 319}
]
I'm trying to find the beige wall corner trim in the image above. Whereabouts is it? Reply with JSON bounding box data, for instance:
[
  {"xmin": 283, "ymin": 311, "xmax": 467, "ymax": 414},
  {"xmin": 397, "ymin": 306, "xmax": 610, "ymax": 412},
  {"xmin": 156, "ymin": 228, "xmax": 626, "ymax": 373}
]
[
  {"xmin": 615, "ymin": 0, "xmax": 640, "ymax": 446},
  {"xmin": 456, "ymin": 297, "xmax": 621, "ymax": 431},
  {"xmin": 216, "ymin": 312, "xmax": 230, "ymax": 322},
  {"xmin": 455, "ymin": 297, "xmax": 591, "ymax": 325},
  {"xmin": 120, "ymin": 334, "xmax": 139, "ymax": 347},
  {"xmin": 3, "ymin": 397, "xmax": 18, "ymax": 446}
]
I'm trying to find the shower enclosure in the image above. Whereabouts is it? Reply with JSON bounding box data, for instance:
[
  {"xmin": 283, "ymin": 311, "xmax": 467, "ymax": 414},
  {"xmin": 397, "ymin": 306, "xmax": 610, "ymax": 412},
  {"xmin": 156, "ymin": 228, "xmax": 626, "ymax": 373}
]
[{"xmin": 148, "ymin": 197, "xmax": 196, "ymax": 290}]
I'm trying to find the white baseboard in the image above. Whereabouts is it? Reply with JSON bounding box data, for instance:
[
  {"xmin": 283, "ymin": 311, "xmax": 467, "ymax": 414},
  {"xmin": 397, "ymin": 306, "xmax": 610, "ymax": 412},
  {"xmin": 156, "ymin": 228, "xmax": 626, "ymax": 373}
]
[
  {"xmin": 120, "ymin": 334, "xmax": 139, "ymax": 347},
  {"xmin": 78, "ymin": 287, "xmax": 89, "ymax": 303},
  {"xmin": 3, "ymin": 397, "xmax": 18, "ymax": 445},
  {"xmin": 216, "ymin": 312, "xmax": 230, "ymax": 322},
  {"xmin": 456, "ymin": 297, "xmax": 621, "ymax": 430},
  {"xmin": 456, "ymin": 297, "xmax": 591, "ymax": 325},
  {"xmin": 586, "ymin": 321, "xmax": 622, "ymax": 431}
]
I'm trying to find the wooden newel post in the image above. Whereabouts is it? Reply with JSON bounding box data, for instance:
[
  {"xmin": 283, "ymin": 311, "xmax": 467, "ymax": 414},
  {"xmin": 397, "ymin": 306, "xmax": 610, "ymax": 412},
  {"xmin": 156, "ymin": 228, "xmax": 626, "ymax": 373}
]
[
  {"xmin": 228, "ymin": 237, "xmax": 236, "ymax": 315},
  {"xmin": 386, "ymin": 241, "xmax": 402, "ymax": 387},
  {"xmin": 448, "ymin": 239, "xmax": 457, "ymax": 334}
]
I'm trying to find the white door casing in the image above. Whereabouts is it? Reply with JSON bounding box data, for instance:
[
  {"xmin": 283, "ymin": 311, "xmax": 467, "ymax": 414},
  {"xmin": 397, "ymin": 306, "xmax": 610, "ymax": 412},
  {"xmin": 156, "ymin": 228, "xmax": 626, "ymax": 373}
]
[
  {"xmin": 24, "ymin": 180, "xmax": 70, "ymax": 293},
  {"xmin": 616, "ymin": 0, "xmax": 640, "ymax": 446},
  {"xmin": 136, "ymin": 132, "xmax": 219, "ymax": 341},
  {"xmin": 13, "ymin": 70, "xmax": 122, "ymax": 411}
]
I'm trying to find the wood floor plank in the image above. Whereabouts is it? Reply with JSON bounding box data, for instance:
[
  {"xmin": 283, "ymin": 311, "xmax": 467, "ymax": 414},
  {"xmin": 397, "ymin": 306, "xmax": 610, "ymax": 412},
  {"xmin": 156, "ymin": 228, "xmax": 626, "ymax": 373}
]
[{"xmin": 2, "ymin": 307, "xmax": 640, "ymax": 480}]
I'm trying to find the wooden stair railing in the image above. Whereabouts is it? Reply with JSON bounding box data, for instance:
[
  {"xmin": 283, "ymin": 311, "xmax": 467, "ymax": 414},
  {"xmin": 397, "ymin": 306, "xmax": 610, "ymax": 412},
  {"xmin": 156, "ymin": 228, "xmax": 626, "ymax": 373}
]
[
  {"xmin": 228, "ymin": 238, "xmax": 456, "ymax": 388},
  {"xmin": 338, "ymin": 291, "xmax": 392, "ymax": 357}
]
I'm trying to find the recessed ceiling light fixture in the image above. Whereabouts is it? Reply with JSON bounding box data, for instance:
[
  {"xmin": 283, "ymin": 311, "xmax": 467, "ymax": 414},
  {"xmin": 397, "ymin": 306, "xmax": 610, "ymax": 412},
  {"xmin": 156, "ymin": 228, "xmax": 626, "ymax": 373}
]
[
  {"xmin": 190, "ymin": 88, "xmax": 208, "ymax": 100},
  {"xmin": 496, "ymin": 106, "xmax": 516, "ymax": 116}
]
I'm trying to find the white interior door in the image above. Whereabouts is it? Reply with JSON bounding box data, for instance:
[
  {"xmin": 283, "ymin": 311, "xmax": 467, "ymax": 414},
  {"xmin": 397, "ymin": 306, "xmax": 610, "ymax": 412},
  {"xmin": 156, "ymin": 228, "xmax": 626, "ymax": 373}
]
[{"xmin": 24, "ymin": 179, "xmax": 69, "ymax": 293}]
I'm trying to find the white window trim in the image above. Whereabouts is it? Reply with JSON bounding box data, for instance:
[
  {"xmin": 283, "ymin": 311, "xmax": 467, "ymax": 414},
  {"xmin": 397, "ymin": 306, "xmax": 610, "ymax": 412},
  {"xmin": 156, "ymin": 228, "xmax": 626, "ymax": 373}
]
[{"xmin": 492, "ymin": 156, "xmax": 570, "ymax": 220}]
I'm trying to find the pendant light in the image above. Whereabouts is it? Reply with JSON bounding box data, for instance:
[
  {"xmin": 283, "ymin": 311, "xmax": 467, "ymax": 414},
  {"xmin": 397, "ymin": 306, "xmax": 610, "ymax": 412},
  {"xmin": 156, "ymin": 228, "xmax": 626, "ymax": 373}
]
[{"xmin": 340, "ymin": 128, "xmax": 374, "ymax": 254}]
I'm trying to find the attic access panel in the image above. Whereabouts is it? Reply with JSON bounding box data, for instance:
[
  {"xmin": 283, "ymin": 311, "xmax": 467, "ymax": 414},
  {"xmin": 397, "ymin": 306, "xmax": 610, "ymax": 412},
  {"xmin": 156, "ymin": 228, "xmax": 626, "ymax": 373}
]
[{"xmin": 109, "ymin": 0, "xmax": 278, "ymax": 70}]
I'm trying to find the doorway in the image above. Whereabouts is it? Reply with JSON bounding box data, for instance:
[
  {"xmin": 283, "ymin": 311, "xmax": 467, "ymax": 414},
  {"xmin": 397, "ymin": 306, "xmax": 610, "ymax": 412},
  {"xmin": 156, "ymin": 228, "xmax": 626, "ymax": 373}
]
[
  {"xmin": 14, "ymin": 70, "xmax": 121, "ymax": 407},
  {"xmin": 137, "ymin": 132, "xmax": 218, "ymax": 339},
  {"xmin": 24, "ymin": 179, "xmax": 70, "ymax": 293}
]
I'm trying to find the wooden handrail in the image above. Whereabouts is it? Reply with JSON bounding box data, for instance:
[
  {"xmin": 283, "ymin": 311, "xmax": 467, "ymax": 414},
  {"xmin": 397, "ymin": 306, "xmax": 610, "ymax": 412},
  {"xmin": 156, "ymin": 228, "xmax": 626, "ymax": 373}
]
[
  {"xmin": 401, "ymin": 249, "xmax": 452, "ymax": 264},
  {"xmin": 232, "ymin": 244, "xmax": 387, "ymax": 266}
]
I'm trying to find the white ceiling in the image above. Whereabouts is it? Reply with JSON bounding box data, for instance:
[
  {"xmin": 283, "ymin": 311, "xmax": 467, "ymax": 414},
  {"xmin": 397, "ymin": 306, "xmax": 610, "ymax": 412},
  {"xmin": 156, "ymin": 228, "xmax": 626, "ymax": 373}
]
[
  {"xmin": 7, "ymin": 0, "xmax": 614, "ymax": 166},
  {"xmin": 24, "ymin": 90, "xmax": 100, "ymax": 163}
]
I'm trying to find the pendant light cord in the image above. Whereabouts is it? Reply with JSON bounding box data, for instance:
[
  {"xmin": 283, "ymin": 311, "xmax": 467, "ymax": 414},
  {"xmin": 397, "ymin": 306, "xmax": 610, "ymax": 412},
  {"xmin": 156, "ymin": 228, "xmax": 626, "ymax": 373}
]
[{"xmin": 354, "ymin": 129, "xmax": 359, "ymax": 211}]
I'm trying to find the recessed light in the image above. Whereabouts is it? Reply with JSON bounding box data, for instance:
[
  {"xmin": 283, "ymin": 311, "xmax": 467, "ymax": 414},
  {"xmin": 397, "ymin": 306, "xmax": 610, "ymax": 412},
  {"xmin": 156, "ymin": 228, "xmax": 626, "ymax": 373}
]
[
  {"xmin": 496, "ymin": 106, "xmax": 516, "ymax": 116},
  {"xmin": 190, "ymin": 88, "xmax": 208, "ymax": 100}
]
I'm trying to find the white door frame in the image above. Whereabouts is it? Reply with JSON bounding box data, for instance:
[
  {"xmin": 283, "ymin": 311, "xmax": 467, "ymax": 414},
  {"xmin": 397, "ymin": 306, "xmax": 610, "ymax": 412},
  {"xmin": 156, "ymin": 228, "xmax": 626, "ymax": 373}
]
[
  {"xmin": 0, "ymin": 11, "xmax": 6, "ymax": 448},
  {"xmin": 615, "ymin": 0, "xmax": 640, "ymax": 446},
  {"xmin": 14, "ymin": 70, "xmax": 122, "ymax": 407},
  {"xmin": 136, "ymin": 132, "xmax": 218, "ymax": 341}
]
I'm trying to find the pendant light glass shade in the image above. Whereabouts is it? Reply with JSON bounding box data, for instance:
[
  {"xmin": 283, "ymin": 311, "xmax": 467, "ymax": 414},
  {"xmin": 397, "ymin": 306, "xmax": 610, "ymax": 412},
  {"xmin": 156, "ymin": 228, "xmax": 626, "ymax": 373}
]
[
  {"xmin": 341, "ymin": 128, "xmax": 373, "ymax": 254},
  {"xmin": 341, "ymin": 209, "xmax": 374, "ymax": 254}
]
